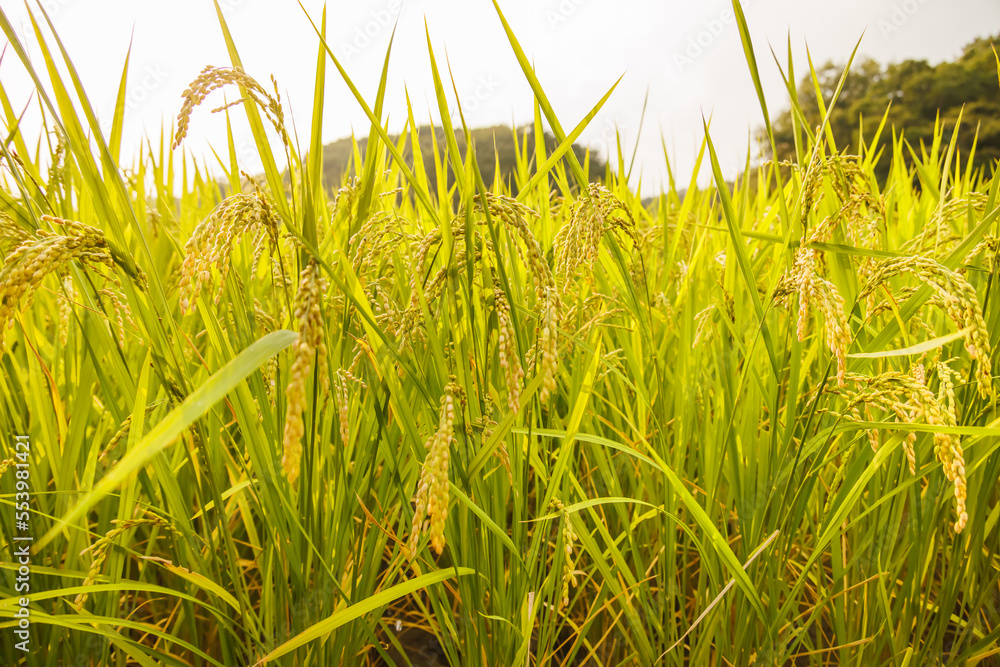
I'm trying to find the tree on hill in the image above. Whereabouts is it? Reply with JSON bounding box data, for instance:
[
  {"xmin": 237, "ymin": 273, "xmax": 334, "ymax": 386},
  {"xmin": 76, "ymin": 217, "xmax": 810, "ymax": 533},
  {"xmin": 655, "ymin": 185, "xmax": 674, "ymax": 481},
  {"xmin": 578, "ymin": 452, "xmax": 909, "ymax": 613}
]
[
  {"xmin": 320, "ymin": 125, "xmax": 607, "ymax": 195},
  {"xmin": 764, "ymin": 34, "xmax": 1000, "ymax": 181}
]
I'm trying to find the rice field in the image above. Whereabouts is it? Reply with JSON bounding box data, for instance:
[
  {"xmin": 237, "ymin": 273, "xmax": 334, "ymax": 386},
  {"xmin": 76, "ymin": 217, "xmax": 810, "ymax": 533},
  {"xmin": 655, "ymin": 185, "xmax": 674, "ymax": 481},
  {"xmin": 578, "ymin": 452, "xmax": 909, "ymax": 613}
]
[{"xmin": 0, "ymin": 2, "xmax": 998, "ymax": 665}]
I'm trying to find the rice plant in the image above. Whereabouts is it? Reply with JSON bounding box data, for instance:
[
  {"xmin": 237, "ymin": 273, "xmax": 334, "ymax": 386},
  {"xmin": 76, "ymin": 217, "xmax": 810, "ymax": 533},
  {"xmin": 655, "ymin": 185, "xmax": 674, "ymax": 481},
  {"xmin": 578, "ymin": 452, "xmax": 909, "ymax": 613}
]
[{"xmin": 0, "ymin": 2, "xmax": 998, "ymax": 665}]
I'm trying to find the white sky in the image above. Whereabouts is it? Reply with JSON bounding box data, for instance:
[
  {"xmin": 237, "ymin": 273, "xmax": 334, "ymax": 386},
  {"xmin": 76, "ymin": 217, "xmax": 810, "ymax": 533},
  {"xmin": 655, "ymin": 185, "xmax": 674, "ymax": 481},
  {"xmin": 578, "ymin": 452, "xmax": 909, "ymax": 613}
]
[{"xmin": 1, "ymin": 0, "xmax": 998, "ymax": 194}]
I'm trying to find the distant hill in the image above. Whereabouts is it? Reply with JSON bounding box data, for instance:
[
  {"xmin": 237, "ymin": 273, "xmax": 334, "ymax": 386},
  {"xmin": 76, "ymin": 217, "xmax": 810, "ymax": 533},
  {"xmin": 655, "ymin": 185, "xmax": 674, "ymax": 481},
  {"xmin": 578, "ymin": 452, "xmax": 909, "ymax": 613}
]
[{"xmin": 320, "ymin": 125, "xmax": 607, "ymax": 195}]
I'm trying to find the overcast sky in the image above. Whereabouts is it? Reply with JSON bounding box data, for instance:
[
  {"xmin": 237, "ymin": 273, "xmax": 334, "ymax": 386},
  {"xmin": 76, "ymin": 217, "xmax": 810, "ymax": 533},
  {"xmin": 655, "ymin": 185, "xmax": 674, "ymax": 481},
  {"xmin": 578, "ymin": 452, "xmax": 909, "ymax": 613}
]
[{"xmin": 1, "ymin": 0, "xmax": 998, "ymax": 194}]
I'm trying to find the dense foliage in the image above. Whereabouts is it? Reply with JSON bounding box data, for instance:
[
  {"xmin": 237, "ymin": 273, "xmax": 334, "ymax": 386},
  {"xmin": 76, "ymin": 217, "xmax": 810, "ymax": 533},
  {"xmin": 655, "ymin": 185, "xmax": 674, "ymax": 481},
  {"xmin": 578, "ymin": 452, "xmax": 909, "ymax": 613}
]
[{"xmin": 0, "ymin": 3, "xmax": 998, "ymax": 666}]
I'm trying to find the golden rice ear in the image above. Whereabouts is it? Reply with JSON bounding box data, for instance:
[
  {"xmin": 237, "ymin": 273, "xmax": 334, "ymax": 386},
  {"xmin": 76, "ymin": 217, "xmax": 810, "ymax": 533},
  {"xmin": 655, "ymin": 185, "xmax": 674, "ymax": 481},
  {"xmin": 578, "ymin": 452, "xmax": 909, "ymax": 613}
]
[
  {"xmin": 349, "ymin": 211, "xmax": 409, "ymax": 275},
  {"xmin": 98, "ymin": 288, "xmax": 140, "ymax": 347},
  {"xmin": 548, "ymin": 498, "xmax": 578, "ymax": 610},
  {"xmin": 859, "ymin": 256, "xmax": 993, "ymax": 399},
  {"xmin": 177, "ymin": 192, "xmax": 280, "ymax": 315},
  {"xmin": 57, "ymin": 274, "xmax": 75, "ymax": 346},
  {"xmin": 905, "ymin": 193, "xmax": 991, "ymax": 257},
  {"xmin": 554, "ymin": 183, "xmax": 637, "ymax": 286},
  {"xmin": 837, "ymin": 372, "xmax": 969, "ymax": 533},
  {"xmin": 537, "ymin": 286, "xmax": 561, "ymax": 403},
  {"xmin": 790, "ymin": 247, "xmax": 851, "ymax": 385},
  {"xmin": 409, "ymin": 381, "xmax": 462, "ymax": 557},
  {"xmin": 493, "ymin": 288, "xmax": 524, "ymax": 413},
  {"xmin": 74, "ymin": 512, "xmax": 173, "ymax": 611},
  {"xmin": 963, "ymin": 234, "xmax": 1000, "ymax": 271},
  {"xmin": 281, "ymin": 260, "xmax": 328, "ymax": 485},
  {"xmin": 0, "ymin": 216, "xmax": 127, "ymax": 340},
  {"xmin": 334, "ymin": 368, "xmax": 367, "ymax": 448},
  {"xmin": 0, "ymin": 212, "xmax": 31, "ymax": 256},
  {"xmin": 480, "ymin": 192, "xmax": 553, "ymax": 299},
  {"xmin": 173, "ymin": 66, "xmax": 289, "ymax": 151}
]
